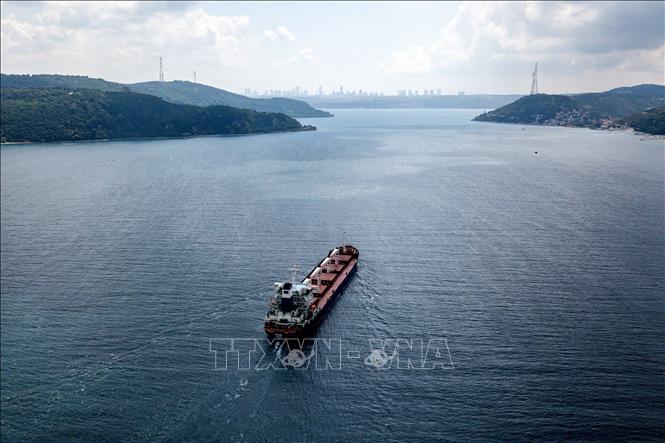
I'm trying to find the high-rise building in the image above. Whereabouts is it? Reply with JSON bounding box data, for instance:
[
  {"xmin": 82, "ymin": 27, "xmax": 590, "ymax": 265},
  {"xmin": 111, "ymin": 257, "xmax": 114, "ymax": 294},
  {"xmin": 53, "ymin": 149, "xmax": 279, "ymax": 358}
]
[{"xmin": 318, "ymin": 85, "xmax": 323, "ymax": 95}]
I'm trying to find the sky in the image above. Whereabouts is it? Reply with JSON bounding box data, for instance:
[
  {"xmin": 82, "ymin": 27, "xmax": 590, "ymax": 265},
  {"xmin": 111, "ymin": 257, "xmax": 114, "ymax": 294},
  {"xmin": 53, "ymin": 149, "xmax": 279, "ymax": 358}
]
[{"xmin": 1, "ymin": 1, "xmax": 663, "ymax": 95}]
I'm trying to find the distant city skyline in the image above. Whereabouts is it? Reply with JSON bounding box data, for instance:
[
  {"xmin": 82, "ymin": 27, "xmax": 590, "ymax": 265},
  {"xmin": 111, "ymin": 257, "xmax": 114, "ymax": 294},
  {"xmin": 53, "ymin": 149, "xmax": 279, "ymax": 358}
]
[
  {"xmin": 242, "ymin": 86, "xmax": 466, "ymax": 98},
  {"xmin": 1, "ymin": 1, "xmax": 663, "ymax": 95}
]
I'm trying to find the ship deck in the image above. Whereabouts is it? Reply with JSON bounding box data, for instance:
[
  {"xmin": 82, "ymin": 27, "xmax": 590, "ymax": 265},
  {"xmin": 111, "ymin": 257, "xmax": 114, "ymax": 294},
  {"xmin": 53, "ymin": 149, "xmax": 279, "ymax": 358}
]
[{"xmin": 306, "ymin": 248, "xmax": 358, "ymax": 312}]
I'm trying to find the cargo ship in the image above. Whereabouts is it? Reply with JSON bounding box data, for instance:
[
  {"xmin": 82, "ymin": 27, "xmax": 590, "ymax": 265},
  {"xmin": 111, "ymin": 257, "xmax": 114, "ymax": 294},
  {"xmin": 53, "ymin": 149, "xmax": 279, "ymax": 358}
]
[{"xmin": 264, "ymin": 245, "xmax": 359, "ymax": 337}]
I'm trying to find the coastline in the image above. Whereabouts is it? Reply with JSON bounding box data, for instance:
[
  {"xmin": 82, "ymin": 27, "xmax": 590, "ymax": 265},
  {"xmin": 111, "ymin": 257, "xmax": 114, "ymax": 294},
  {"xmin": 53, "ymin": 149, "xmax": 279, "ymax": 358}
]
[
  {"xmin": 0, "ymin": 125, "xmax": 316, "ymax": 146},
  {"xmin": 473, "ymin": 119, "xmax": 665, "ymax": 139}
]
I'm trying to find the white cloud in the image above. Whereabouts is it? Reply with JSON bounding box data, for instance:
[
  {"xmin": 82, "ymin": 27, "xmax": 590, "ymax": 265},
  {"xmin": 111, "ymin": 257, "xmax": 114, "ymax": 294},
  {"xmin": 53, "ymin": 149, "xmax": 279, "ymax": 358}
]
[
  {"xmin": 2, "ymin": 1, "xmax": 662, "ymax": 93},
  {"xmin": 1, "ymin": 12, "xmax": 72, "ymax": 53},
  {"xmin": 263, "ymin": 26, "xmax": 296, "ymax": 42},
  {"xmin": 277, "ymin": 47, "xmax": 320, "ymax": 66},
  {"xmin": 378, "ymin": 46, "xmax": 433, "ymax": 75},
  {"xmin": 378, "ymin": 1, "xmax": 664, "ymax": 91},
  {"xmin": 1, "ymin": 3, "xmax": 252, "ymax": 79},
  {"xmin": 140, "ymin": 9, "xmax": 251, "ymax": 65}
]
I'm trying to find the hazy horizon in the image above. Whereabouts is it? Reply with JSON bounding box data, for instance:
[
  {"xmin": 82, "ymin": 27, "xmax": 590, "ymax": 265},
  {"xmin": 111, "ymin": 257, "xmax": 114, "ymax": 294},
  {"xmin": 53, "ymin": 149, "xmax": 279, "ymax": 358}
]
[{"xmin": 1, "ymin": 1, "xmax": 663, "ymax": 95}]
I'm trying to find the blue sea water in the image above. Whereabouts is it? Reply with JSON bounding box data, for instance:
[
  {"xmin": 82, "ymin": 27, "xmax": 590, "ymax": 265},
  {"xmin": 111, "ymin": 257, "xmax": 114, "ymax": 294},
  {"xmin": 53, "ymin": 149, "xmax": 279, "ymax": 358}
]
[{"xmin": 1, "ymin": 109, "xmax": 664, "ymax": 442}]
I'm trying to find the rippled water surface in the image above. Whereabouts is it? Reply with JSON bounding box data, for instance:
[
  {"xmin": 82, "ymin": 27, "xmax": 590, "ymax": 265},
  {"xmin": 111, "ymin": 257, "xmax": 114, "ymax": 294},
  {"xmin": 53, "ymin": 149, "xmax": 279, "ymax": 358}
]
[{"xmin": 2, "ymin": 109, "xmax": 664, "ymax": 441}]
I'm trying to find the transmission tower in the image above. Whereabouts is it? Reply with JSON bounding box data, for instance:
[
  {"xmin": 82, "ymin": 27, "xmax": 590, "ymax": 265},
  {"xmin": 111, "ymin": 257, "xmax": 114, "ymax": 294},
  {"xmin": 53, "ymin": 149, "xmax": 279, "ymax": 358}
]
[
  {"xmin": 159, "ymin": 57, "xmax": 164, "ymax": 82},
  {"xmin": 530, "ymin": 63, "xmax": 538, "ymax": 95}
]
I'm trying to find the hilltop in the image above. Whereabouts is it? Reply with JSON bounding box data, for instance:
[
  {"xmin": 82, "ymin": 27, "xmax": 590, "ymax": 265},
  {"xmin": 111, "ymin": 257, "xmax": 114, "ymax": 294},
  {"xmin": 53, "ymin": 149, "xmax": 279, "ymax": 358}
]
[
  {"xmin": 473, "ymin": 84, "xmax": 665, "ymax": 134},
  {"xmin": 0, "ymin": 74, "xmax": 332, "ymax": 118},
  {"xmin": 0, "ymin": 88, "xmax": 311, "ymax": 143},
  {"xmin": 0, "ymin": 73, "xmax": 124, "ymax": 92},
  {"xmin": 130, "ymin": 81, "xmax": 332, "ymax": 118}
]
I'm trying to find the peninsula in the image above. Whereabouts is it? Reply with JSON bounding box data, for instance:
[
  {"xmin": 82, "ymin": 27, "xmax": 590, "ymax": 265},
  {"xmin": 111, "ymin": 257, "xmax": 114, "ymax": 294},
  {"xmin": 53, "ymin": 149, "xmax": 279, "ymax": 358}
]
[
  {"xmin": 473, "ymin": 84, "xmax": 665, "ymax": 135},
  {"xmin": 1, "ymin": 74, "xmax": 332, "ymax": 119},
  {"xmin": 0, "ymin": 88, "xmax": 313, "ymax": 144}
]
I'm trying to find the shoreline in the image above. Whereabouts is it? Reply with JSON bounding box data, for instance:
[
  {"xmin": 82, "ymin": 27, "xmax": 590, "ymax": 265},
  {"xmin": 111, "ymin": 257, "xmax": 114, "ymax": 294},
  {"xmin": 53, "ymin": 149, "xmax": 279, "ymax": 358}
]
[
  {"xmin": 0, "ymin": 125, "xmax": 316, "ymax": 147},
  {"xmin": 473, "ymin": 120, "xmax": 665, "ymax": 139}
]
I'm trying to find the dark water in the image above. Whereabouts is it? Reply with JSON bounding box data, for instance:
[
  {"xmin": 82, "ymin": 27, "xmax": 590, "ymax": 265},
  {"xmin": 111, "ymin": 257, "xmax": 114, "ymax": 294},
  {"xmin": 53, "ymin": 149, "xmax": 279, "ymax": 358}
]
[{"xmin": 1, "ymin": 109, "xmax": 664, "ymax": 442}]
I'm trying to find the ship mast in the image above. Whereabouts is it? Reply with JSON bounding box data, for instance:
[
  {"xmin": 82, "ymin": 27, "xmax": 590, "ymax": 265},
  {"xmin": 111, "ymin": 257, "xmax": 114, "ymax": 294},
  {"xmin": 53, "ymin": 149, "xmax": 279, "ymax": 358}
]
[{"xmin": 290, "ymin": 264, "xmax": 299, "ymax": 284}]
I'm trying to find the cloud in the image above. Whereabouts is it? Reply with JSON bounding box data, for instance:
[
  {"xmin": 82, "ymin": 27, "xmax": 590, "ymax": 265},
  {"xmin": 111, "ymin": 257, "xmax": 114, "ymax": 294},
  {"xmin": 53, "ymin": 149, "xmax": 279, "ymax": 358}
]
[
  {"xmin": 141, "ymin": 9, "xmax": 251, "ymax": 64},
  {"xmin": 263, "ymin": 26, "xmax": 296, "ymax": 42},
  {"xmin": 1, "ymin": 12, "xmax": 72, "ymax": 53},
  {"xmin": 378, "ymin": 1, "xmax": 665, "ymax": 86},
  {"xmin": 276, "ymin": 48, "xmax": 320, "ymax": 66},
  {"xmin": 32, "ymin": 1, "xmax": 196, "ymax": 29},
  {"xmin": 2, "ymin": 1, "xmax": 662, "ymax": 93},
  {"xmin": 378, "ymin": 46, "xmax": 433, "ymax": 75},
  {"xmin": 1, "ymin": 2, "xmax": 252, "ymax": 78}
]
